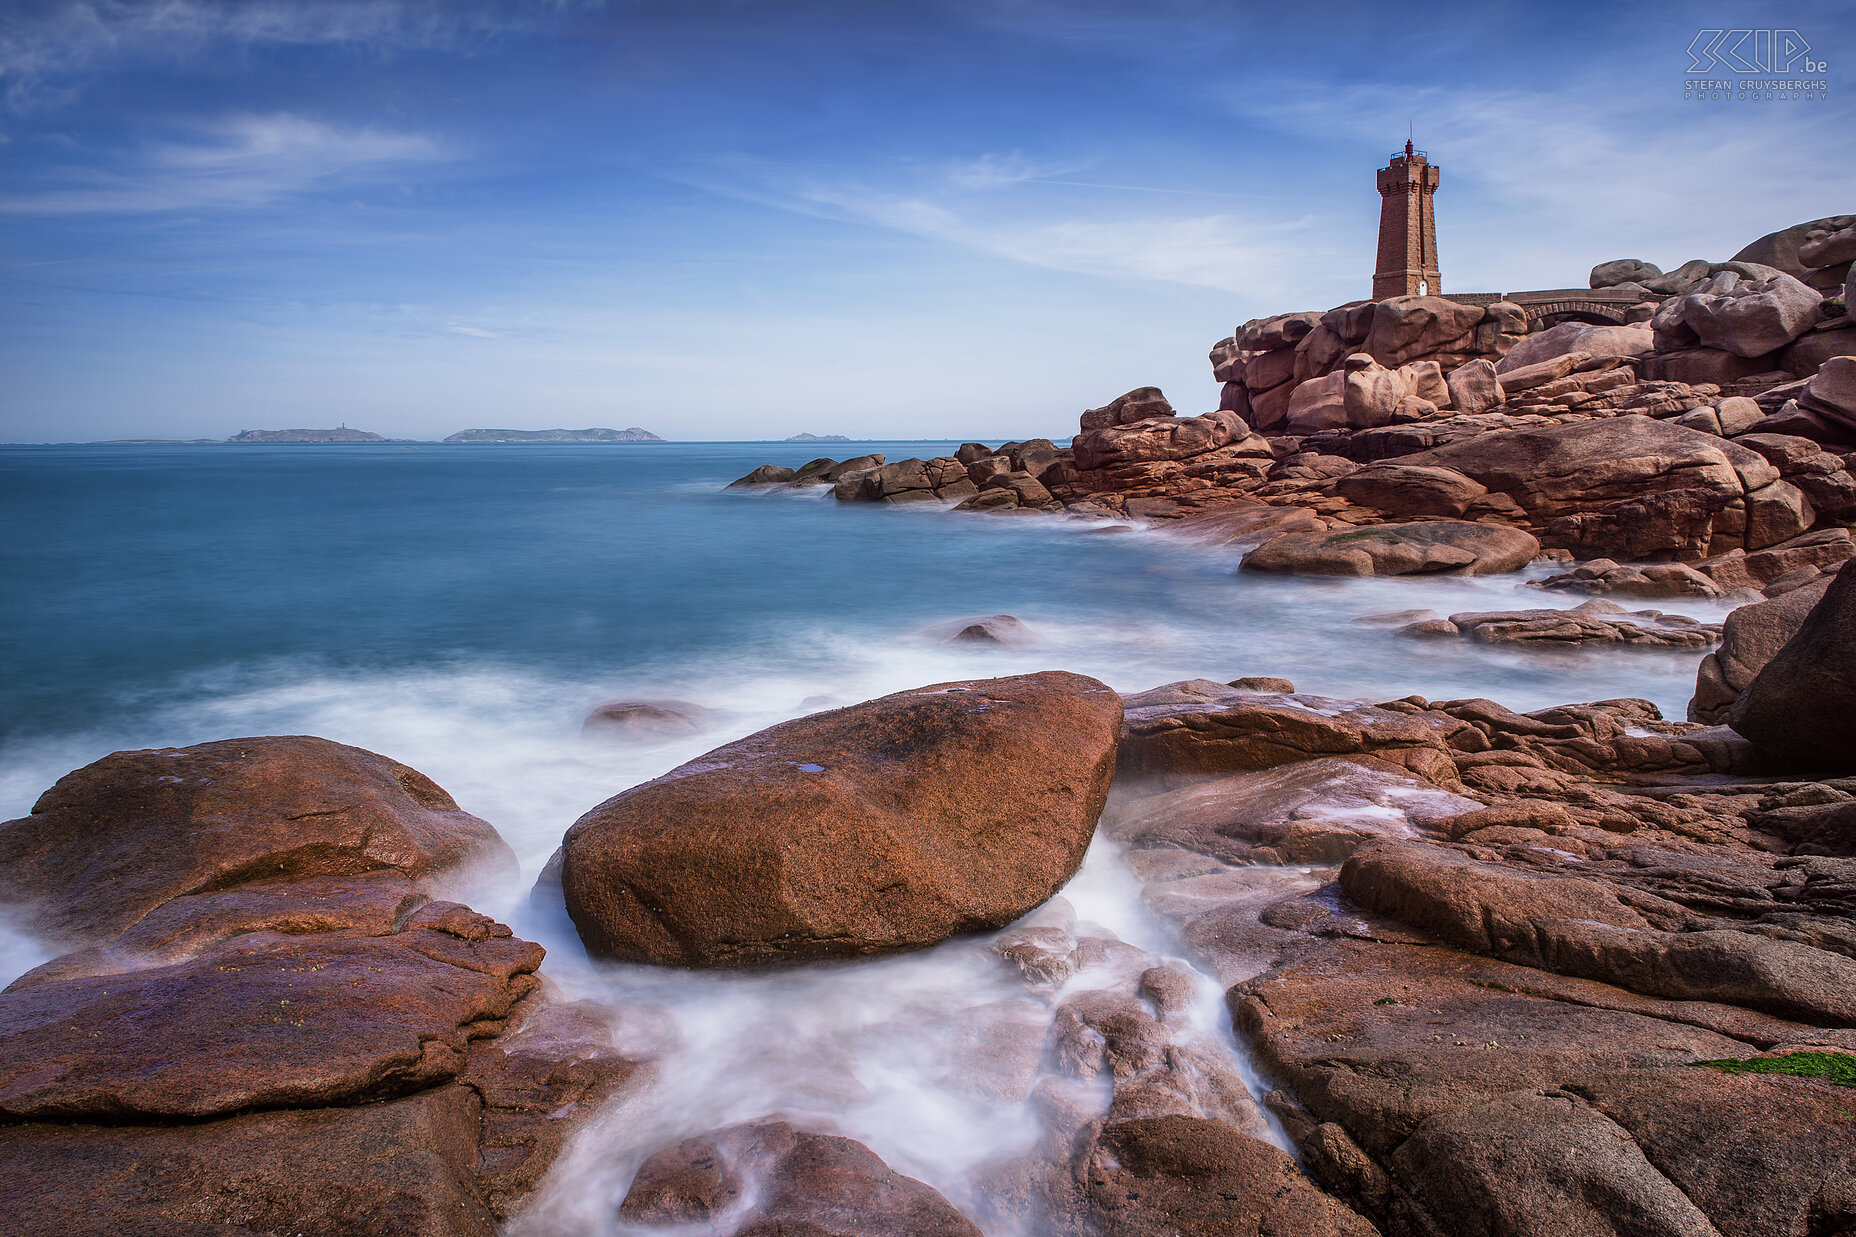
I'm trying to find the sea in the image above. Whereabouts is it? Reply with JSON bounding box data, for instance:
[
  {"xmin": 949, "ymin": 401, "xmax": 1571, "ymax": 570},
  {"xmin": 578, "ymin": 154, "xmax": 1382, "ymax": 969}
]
[{"xmin": 0, "ymin": 441, "xmax": 1742, "ymax": 1232}]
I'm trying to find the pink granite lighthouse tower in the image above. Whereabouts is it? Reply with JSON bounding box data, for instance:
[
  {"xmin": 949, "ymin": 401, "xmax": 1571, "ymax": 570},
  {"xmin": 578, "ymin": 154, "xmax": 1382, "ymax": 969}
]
[{"xmin": 1374, "ymin": 139, "xmax": 1442, "ymax": 299}]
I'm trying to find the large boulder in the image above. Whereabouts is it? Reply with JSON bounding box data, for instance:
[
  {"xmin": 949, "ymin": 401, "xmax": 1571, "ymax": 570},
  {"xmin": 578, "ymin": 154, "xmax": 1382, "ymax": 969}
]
[
  {"xmin": 1073, "ymin": 410, "xmax": 1248, "ymax": 471},
  {"xmin": 0, "ymin": 736, "xmax": 517, "ymax": 948},
  {"xmin": 0, "ymin": 744, "xmax": 629, "ymax": 1235},
  {"xmin": 584, "ymin": 699, "xmax": 710, "ymax": 738},
  {"xmin": 1080, "ymin": 387, "xmax": 1176, "ymax": 433},
  {"xmin": 1730, "ymin": 561, "xmax": 1856, "ymax": 770},
  {"xmin": 1800, "ymin": 354, "xmax": 1856, "ymax": 432},
  {"xmin": 557, "ymin": 672, "xmax": 1123, "ymax": 967},
  {"xmin": 1678, "ymin": 268, "xmax": 1825, "ymax": 358},
  {"xmin": 1283, "ymin": 370, "xmax": 1347, "ymax": 434},
  {"xmin": 1366, "ymin": 297, "xmax": 1488, "ymax": 367},
  {"xmin": 1495, "ymin": 322, "xmax": 1653, "ymax": 374},
  {"xmin": 1, "ymin": 1085, "xmax": 502, "ymax": 1237},
  {"xmin": 1115, "ymin": 681, "xmax": 1459, "ymax": 797},
  {"xmin": 1800, "ymin": 222, "xmax": 1856, "ymax": 268},
  {"xmin": 0, "ymin": 903, "xmax": 544, "ymax": 1120},
  {"xmin": 1591, "ymin": 259, "xmax": 1662, "ymax": 289},
  {"xmin": 1446, "ymin": 357, "xmax": 1504, "ymax": 415},
  {"xmin": 1237, "ymin": 311, "xmax": 1322, "ymax": 353},
  {"xmin": 1406, "ymin": 416, "xmax": 1773, "ymax": 521},
  {"xmin": 1340, "ymin": 355, "xmax": 1440, "ymax": 429},
  {"xmin": 1241, "ymin": 520, "xmax": 1539, "ymax": 578},
  {"xmin": 1733, "ymin": 215, "xmax": 1856, "ymax": 280},
  {"xmin": 1780, "ymin": 324, "xmax": 1856, "ymax": 379},
  {"xmin": 1390, "ymin": 1088, "xmax": 1729, "ymax": 1237},
  {"xmin": 1690, "ymin": 575, "xmax": 1833, "ymax": 722},
  {"xmin": 621, "ymin": 1120, "xmax": 980, "ymax": 1236},
  {"xmin": 1067, "ymin": 1115, "xmax": 1380, "ymax": 1237},
  {"xmin": 1333, "ymin": 463, "xmax": 1487, "ymax": 518},
  {"xmin": 728, "ymin": 464, "xmax": 796, "ymax": 487},
  {"xmin": 1341, "ymin": 838, "xmax": 1856, "ymax": 1023}
]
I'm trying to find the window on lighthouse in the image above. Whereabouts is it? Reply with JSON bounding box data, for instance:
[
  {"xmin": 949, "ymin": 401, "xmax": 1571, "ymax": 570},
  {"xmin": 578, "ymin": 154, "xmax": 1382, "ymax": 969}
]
[{"xmin": 1417, "ymin": 280, "xmax": 1429, "ymax": 295}]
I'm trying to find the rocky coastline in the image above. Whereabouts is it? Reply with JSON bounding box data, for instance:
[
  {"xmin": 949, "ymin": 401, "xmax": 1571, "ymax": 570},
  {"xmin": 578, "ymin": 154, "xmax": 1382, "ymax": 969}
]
[{"xmin": 5, "ymin": 216, "xmax": 1856, "ymax": 1237}]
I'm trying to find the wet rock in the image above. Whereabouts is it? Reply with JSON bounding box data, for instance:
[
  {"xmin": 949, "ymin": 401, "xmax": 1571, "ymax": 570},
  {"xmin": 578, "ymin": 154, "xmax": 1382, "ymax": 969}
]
[
  {"xmin": 1107, "ymin": 758, "xmax": 1478, "ymax": 866},
  {"xmin": 1117, "ymin": 681, "xmax": 1457, "ymax": 787},
  {"xmin": 0, "ymin": 736, "xmax": 517, "ymax": 949},
  {"xmin": 459, "ymin": 998, "xmax": 640, "ymax": 1216},
  {"xmin": 925, "ymin": 613, "xmax": 1032, "ymax": 645},
  {"xmin": 1391, "ymin": 1088, "xmax": 1724, "ymax": 1237},
  {"xmin": 1233, "ymin": 938, "xmax": 1750, "ymax": 1159},
  {"xmin": 728, "ymin": 464, "xmax": 796, "ymax": 487},
  {"xmin": 8, "ymin": 870, "xmax": 429, "ymax": 988},
  {"xmin": 1411, "ymin": 603, "xmax": 1721, "ymax": 649},
  {"xmin": 621, "ymin": 1120, "xmax": 981, "ymax": 1236},
  {"xmin": 1730, "ymin": 561, "xmax": 1856, "ymax": 770},
  {"xmin": 1241, "ymin": 519, "xmax": 1539, "ymax": 577},
  {"xmin": 0, "ymin": 1082, "xmax": 500, "ymax": 1237},
  {"xmin": 1340, "ymin": 838, "xmax": 1856, "ymax": 1024},
  {"xmin": 1227, "ymin": 675, "xmax": 1295, "ymax": 692},
  {"xmin": 1689, "ymin": 574, "xmax": 1833, "ymax": 723},
  {"xmin": 583, "ymin": 699, "xmax": 710, "ymax": 738},
  {"xmin": 1074, "ymin": 1115, "xmax": 1380, "ymax": 1237},
  {"xmin": 1696, "ymin": 527, "xmax": 1855, "ymax": 592},
  {"xmin": 1530, "ymin": 559, "xmax": 1724, "ymax": 599},
  {"xmin": 1576, "ymin": 1065, "xmax": 1856, "ymax": 1237},
  {"xmin": 0, "ymin": 903, "xmax": 544, "ymax": 1120},
  {"xmin": 559, "ymin": 672, "xmax": 1122, "ymax": 966}
]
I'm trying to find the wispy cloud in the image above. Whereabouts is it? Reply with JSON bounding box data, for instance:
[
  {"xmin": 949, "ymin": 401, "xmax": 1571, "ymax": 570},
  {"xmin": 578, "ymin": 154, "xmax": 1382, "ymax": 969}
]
[
  {"xmin": 0, "ymin": 0, "xmax": 593, "ymax": 110},
  {"xmin": 673, "ymin": 153, "xmax": 1331, "ymax": 296},
  {"xmin": 1230, "ymin": 81, "xmax": 1856, "ymax": 277},
  {"xmin": 0, "ymin": 112, "xmax": 448, "ymax": 213}
]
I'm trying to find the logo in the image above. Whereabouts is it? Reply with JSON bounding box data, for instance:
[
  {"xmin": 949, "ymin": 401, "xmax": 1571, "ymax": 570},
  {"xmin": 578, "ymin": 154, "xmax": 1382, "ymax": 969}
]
[
  {"xmin": 1683, "ymin": 29, "xmax": 1829, "ymax": 101},
  {"xmin": 1686, "ymin": 29, "xmax": 1825, "ymax": 74}
]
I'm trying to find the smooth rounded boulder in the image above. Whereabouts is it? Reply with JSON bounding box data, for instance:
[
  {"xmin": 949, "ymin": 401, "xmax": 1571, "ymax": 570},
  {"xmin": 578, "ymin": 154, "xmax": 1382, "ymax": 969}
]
[
  {"xmin": 1240, "ymin": 520, "xmax": 1539, "ymax": 577},
  {"xmin": 558, "ymin": 671, "xmax": 1123, "ymax": 967},
  {"xmin": 0, "ymin": 736, "xmax": 518, "ymax": 948}
]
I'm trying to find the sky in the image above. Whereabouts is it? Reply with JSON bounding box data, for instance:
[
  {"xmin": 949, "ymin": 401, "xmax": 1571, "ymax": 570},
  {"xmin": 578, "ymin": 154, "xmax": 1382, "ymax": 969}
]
[{"xmin": 0, "ymin": 0, "xmax": 1851, "ymax": 443}]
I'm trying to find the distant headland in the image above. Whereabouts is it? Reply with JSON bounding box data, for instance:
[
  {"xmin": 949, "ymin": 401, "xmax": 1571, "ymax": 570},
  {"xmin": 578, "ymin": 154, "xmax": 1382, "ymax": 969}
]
[
  {"xmin": 444, "ymin": 427, "xmax": 665, "ymax": 443},
  {"xmin": 207, "ymin": 426, "xmax": 668, "ymax": 444},
  {"xmin": 227, "ymin": 427, "xmax": 412, "ymax": 444},
  {"xmin": 785, "ymin": 432, "xmax": 851, "ymax": 442}
]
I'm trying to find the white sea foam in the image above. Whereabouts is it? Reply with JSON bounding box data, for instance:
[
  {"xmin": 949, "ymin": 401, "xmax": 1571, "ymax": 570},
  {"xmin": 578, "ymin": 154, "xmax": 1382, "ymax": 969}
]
[{"xmin": 0, "ymin": 508, "xmax": 1740, "ymax": 1231}]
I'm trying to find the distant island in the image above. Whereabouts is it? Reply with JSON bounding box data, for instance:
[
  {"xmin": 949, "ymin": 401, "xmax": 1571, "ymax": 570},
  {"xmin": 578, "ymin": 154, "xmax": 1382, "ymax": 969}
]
[
  {"xmin": 227, "ymin": 427, "xmax": 410, "ymax": 444},
  {"xmin": 786, "ymin": 433, "xmax": 850, "ymax": 442},
  {"xmin": 444, "ymin": 427, "xmax": 665, "ymax": 443}
]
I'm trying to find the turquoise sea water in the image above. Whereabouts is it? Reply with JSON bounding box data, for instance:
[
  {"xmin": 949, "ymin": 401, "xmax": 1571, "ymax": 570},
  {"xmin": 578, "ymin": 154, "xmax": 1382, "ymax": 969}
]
[
  {"xmin": 0, "ymin": 440, "xmax": 1746, "ymax": 1232},
  {"xmin": 2, "ymin": 440, "xmax": 1735, "ymax": 849}
]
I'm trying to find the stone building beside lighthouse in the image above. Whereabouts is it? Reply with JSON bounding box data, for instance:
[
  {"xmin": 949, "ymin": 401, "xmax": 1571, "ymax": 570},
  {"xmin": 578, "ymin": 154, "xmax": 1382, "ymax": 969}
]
[{"xmin": 1373, "ymin": 139, "xmax": 1441, "ymax": 299}]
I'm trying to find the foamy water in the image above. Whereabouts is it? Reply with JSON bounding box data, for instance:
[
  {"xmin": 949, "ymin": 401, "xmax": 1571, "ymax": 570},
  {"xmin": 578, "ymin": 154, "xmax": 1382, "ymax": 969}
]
[{"xmin": 0, "ymin": 442, "xmax": 1738, "ymax": 1231}]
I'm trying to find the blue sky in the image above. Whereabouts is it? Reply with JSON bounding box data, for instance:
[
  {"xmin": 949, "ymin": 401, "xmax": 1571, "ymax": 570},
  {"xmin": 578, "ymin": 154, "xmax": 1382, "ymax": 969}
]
[{"xmin": 1, "ymin": 0, "xmax": 1851, "ymax": 442}]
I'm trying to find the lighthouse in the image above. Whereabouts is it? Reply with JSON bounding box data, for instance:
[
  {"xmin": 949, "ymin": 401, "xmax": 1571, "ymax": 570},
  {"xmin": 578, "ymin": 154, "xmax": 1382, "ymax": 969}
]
[{"xmin": 1373, "ymin": 139, "xmax": 1442, "ymax": 299}]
